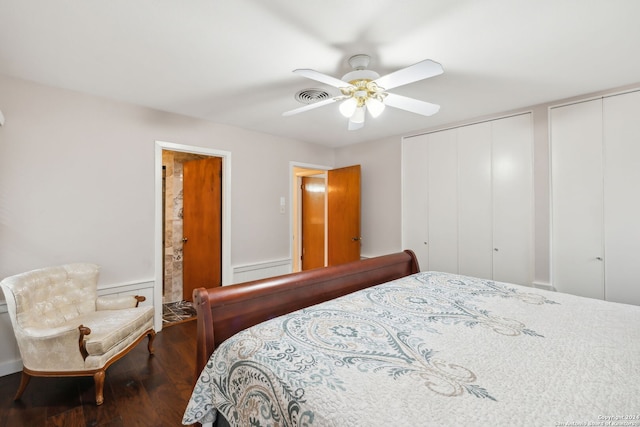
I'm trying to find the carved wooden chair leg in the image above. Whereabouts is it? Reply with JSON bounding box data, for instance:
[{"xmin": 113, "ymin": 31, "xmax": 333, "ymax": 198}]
[
  {"xmin": 93, "ymin": 370, "xmax": 106, "ymax": 406},
  {"xmin": 147, "ymin": 330, "xmax": 156, "ymax": 354},
  {"xmin": 14, "ymin": 370, "xmax": 31, "ymax": 400}
]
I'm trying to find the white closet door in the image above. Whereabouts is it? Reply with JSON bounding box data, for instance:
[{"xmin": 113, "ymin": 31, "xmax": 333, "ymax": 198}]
[
  {"xmin": 457, "ymin": 122, "xmax": 492, "ymax": 279},
  {"xmin": 427, "ymin": 129, "xmax": 458, "ymax": 273},
  {"xmin": 401, "ymin": 135, "xmax": 429, "ymax": 270},
  {"xmin": 492, "ymin": 114, "xmax": 533, "ymax": 285},
  {"xmin": 551, "ymin": 100, "xmax": 604, "ymax": 299},
  {"xmin": 603, "ymin": 91, "xmax": 640, "ymax": 305}
]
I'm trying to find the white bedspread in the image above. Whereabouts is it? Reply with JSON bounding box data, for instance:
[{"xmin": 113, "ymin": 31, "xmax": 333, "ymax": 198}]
[{"xmin": 183, "ymin": 271, "xmax": 640, "ymax": 426}]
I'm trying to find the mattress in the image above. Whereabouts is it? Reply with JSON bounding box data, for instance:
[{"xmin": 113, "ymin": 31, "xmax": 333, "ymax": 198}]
[{"xmin": 183, "ymin": 271, "xmax": 640, "ymax": 426}]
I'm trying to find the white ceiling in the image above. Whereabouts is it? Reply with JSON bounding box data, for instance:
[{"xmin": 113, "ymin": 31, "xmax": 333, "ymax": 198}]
[{"xmin": 1, "ymin": 0, "xmax": 640, "ymax": 147}]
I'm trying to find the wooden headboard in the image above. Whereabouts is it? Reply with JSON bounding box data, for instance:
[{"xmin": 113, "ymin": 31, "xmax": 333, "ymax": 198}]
[{"xmin": 192, "ymin": 250, "xmax": 419, "ymax": 379}]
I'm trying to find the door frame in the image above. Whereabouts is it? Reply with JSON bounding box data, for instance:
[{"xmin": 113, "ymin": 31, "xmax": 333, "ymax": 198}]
[
  {"xmin": 154, "ymin": 141, "xmax": 232, "ymax": 331},
  {"xmin": 290, "ymin": 162, "xmax": 331, "ymax": 273}
]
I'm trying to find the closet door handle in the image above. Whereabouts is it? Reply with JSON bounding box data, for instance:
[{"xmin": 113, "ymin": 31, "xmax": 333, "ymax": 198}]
[{"xmin": 596, "ymin": 256, "xmax": 603, "ymax": 261}]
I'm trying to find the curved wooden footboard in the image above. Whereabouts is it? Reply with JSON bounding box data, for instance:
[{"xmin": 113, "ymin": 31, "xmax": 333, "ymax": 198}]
[{"xmin": 193, "ymin": 250, "xmax": 419, "ymax": 379}]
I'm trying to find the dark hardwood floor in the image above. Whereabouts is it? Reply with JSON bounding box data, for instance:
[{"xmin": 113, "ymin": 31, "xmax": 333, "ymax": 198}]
[{"xmin": 0, "ymin": 319, "xmax": 198, "ymax": 427}]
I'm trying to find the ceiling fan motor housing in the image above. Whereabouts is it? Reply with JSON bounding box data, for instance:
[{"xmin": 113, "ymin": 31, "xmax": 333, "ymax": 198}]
[
  {"xmin": 348, "ymin": 54, "xmax": 371, "ymax": 70},
  {"xmin": 341, "ymin": 69, "xmax": 380, "ymax": 85}
]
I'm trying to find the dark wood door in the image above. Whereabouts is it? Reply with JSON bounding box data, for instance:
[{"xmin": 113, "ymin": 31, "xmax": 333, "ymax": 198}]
[
  {"xmin": 301, "ymin": 176, "xmax": 326, "ymax": 270},
  {"xmin": 182, "ymin": 156, "xmax": 222, "ymax": 300},
  {"xmin": 327, "ymin": 165, "xmax": 361, "ymax": 266}
]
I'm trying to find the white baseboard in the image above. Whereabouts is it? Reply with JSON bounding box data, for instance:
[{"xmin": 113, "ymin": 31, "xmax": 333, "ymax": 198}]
[
  {"xmin": 98, "ymin": 279, "xmax": 155, "ymax": 298},
  {"xmin": 0, "ymin": 309, "xmax": 21, "ymax": 377},
  {"xmin": 232, "ymin": 259, "xmax": 292, "ymax": 284},
  {"xmin": 0, "ymin": 358, "xmax": 22, "ymax": 377},
  {"xmin": 98, "ymin": 280, "xmax": 155, "ymax": 307}
]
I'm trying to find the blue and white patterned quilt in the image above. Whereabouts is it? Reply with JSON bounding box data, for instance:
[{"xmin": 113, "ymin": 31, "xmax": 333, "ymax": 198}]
[{"xmin": 183, "ymin": 271, "xmax": 640, "ymax": 426}]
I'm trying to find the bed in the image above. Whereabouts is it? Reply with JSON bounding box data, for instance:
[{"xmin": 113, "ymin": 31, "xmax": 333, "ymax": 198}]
[{"xmin": 183, "ymin": 250, "xmax": 640, "ymax": 426}]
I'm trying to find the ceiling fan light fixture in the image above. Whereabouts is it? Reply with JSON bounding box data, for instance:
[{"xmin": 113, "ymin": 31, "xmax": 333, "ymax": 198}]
[
  {"xmin": 366, "ymin": 96, "xmax": 385, "ymax": 118},
  {"xmin": 339, "ymin": 97, "xmax": 358, "ymax": 118}
]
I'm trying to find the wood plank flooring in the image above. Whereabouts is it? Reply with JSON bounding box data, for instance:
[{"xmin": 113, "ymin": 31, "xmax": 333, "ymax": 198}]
[{"xmin": 0, "ymin": 319, "xmax": 198, "ymax": 427}]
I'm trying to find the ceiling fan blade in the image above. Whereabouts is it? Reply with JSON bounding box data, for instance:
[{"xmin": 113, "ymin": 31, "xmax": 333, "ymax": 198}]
[
  {"xmin": 384, "ymin": 93, "xmax": 440, "ymax": 116},
  {"xmin": 348, "ymin": 119, "xmax": 365, "ymax": 131},
  {"xmin": 374, "ymin": 59, "xmax": 443, "ymax": 91},
  {"xmin": 293, "ymin": 69, "xmax": 353, "ymax": 89},
  {"xmin": 282, "ymin": 97, "xmax": 340, "ymax": 116}
]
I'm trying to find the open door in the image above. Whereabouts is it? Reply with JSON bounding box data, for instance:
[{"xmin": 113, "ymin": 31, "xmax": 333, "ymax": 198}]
[
  {"xmin": 182, "ymin": 157, "xmax": 222, "ymax": 300},
  {"xmin": 327, "ymin": 165, "xmax": 361, "ymax": 265}
]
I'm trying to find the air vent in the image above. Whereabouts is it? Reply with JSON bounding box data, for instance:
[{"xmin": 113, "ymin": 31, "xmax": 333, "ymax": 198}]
[{"xmin": 294, "ymin": 88, "xmax": 332, "ymax": 104}]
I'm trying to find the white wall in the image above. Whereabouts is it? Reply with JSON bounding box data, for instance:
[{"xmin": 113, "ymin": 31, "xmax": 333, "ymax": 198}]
[
  {"xmin": 334, "ymin": 136, "xmax": 403, "ymax": 258},
  {"xmin": 0, "ymin": 74, "xmax": 335, "ymax": 375},
  {"xmin": 0, "ymin": 74, "xmax": 334, "ymax": 282}
]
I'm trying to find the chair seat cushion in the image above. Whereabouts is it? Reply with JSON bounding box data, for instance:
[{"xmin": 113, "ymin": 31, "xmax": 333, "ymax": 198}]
[{"xmin": 71, "ymin": 306, "xmax": 154, "ymax": 356}]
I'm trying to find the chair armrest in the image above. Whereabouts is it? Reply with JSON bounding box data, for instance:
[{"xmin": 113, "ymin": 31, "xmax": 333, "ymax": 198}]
[
  {"xmin": 78, "ymin": 325, "xmax": 91, "ymax": 360},
  {"xmin": 22, "ymin": 323, "xmax": 84, "ymax": 339},
  {"xmin": 20, "ymin": 325, "xmax": 88, "ymax": 370},
  {"xmin": 96, "ymin": 295, "xmax": 146, "ymax": 310}
]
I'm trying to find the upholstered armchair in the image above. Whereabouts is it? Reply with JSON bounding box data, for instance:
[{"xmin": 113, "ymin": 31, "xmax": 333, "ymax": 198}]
[{"xmin": 0, "ymin": 263, "xmax": 155, "ymax": 405}]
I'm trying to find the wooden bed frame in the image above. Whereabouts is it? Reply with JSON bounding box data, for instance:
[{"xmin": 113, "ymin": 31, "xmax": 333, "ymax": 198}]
[{"xmin": 192, "ymin": 250, "xmax": 419, "ymax": 378}]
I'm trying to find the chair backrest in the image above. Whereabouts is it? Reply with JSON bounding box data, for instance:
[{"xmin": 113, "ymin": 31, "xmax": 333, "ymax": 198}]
[{"xmin": 1, "ymin": 263, "xmax": 100, "ymax": 330}]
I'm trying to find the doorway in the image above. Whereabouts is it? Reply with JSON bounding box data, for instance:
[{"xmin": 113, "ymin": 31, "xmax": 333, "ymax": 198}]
[
  {"xmin": 154, "ymin": 141, "xmax": 232, "ymax": 331},
  {"xmin": 292, "ymin": 165, "xmax": 327, "ymax": 272},
  {"xmin": 291, "ymin": 163, "xmax": 361, "ymax": 273},
  {"xmin": 161, "ymin": 150, "xmax": 220, "ymax": 303}
]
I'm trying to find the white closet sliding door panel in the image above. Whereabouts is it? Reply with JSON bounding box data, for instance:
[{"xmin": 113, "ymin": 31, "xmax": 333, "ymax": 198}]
[
  {"xmin": 603, "ymin": 91, "xmax": 640, "ymax": 305},
  {"xmin": 492, "ymin": 114, "xmax": 533, "ymax": 285},
  {"xmin": 402, "ymin": 114, "xmax": 533, "ymax": 283},
  {"xmin": 551, "ymin": 99, "xmax": 604, "ymax": 299},
  {"xmin": 427, "ymin": 129, "xmax": 458, "ymax": 273},
  {"xmin": 401, "ymin": 135, "xmax": 429, "ymax": 270},
  {"xmin": 457, "ymin": 122, "xmax": 492, "ymax": 280}
]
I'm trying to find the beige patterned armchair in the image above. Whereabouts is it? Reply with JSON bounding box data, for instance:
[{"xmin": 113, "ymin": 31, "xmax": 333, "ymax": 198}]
[{"xmin": 0, "ymin": 263, "xmax": 155, "ymax": 405}]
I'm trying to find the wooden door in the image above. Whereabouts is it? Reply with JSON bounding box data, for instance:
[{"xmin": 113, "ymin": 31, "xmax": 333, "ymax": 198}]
[
  {"xmin": 301, "ymin": 176, "xmax": 325, "ymax": 270},
  {"xmin": 327, "ymin": 165, "xmax": 361, "ymax": 266},
  {"xmin": 182, "ymin": 157, "xmax": 222, "ymax": 301}
]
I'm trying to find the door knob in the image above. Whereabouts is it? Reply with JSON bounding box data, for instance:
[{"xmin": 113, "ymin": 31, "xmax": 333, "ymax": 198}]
[
  {"xmin": 352, "ymin": 237, "xmax": 361, "ymax": 241},
  {"xmin": 182, "ymin": 237, "xmax": 188, "ymax": 243}
]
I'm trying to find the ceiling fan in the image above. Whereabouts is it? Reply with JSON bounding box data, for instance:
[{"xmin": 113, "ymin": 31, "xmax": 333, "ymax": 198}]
[{"xmin": 283, "ymin": 54, "xmax": 443, "ymax": 130}]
